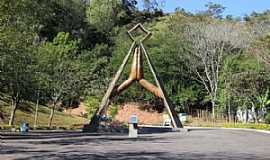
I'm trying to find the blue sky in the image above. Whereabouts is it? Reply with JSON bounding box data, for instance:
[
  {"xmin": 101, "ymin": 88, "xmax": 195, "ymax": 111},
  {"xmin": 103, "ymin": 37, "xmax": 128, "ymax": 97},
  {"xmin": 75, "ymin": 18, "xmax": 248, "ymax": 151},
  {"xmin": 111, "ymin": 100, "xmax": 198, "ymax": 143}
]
[{"xmin": 137, "ymin": 0, "xmax": 270, "ymax": 17}]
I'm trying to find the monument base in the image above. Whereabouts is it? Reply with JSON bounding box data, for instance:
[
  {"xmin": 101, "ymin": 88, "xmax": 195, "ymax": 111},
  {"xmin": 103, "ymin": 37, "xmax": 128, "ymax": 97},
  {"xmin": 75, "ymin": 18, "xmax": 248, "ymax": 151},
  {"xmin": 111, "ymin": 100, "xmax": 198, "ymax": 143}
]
[
  {"xmin": 82, "ymin": 114, "xmax": 100, "ymax": 132},
  {"xmin": 129, "ymin": 124, "xmax": 138, "ymax": 138}
]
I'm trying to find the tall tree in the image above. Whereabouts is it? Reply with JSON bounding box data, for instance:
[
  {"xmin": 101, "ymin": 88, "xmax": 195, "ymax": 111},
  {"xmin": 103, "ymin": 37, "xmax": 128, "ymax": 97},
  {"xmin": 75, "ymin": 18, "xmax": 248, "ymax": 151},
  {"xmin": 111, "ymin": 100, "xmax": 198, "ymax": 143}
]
[
  {"xmin": 38, "ymin": 32, "xmax": 79, "ymax": 127},
  {"xmin": 0, "ymin": 0, "xmax": 39, "ymax": 125},
  {"xmin": 182, "ymin": 20, "xmax": 252, "ymax": 118}
]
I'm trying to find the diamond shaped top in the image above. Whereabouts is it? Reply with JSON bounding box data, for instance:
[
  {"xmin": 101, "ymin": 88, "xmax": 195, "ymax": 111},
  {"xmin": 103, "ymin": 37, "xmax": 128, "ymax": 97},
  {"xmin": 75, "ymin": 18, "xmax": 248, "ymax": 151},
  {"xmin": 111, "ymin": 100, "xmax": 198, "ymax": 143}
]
[{"xmin": 128, "ymin": 23, "xmax": 152, "ymax": 43}]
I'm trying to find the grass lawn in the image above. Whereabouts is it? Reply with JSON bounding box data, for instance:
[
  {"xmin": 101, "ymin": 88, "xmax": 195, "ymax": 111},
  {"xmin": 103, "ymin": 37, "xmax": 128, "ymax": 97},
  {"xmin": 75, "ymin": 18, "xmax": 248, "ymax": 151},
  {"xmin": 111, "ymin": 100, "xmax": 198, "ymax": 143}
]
[
  {"xmin": 0, "ymin": 96, "xmax": 87, "ymax": 130},
  {"xmin": 186, "ymin": 117, "xmax": 270, "ymax": 131}
]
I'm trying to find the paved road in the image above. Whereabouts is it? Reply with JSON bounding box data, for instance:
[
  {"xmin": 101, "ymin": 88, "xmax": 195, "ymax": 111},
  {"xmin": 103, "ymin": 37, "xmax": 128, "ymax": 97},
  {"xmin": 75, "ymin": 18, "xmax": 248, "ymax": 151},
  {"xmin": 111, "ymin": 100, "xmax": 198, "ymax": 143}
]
[{"xmin": 1, "ymin": 129, "xmax": 270, "ymax": 160}]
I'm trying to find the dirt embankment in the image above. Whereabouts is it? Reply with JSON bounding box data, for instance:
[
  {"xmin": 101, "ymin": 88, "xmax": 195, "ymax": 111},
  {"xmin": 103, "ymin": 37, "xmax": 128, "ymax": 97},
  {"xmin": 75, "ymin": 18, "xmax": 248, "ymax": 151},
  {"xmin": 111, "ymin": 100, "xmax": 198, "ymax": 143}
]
[
  {"xmin": 64, "ymin": 102, "xmax": 87, "ymax": 117},
  {"xmin": 114, "ymin": 102, "xmax": 165, "ymax": 125},
  {"xmin": 64, "ymin": 102, "xmax": 167, "ymax": 126}
]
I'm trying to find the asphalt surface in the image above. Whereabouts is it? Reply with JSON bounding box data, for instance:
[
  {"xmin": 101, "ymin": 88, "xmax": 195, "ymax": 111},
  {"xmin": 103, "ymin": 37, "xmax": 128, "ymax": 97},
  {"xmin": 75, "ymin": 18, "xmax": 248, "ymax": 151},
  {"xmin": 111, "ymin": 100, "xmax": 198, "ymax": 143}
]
[{"xmin": 1, "ymin": 129, "xmax": 270, "ymax": 160}]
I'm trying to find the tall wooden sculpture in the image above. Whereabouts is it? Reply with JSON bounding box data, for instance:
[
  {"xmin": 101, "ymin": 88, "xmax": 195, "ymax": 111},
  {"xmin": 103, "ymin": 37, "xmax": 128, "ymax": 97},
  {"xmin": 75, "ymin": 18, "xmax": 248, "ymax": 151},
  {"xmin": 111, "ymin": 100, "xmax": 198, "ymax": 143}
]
[{"xmin": 90, "ymin": 23, "xmax": 182, "ymax": 130}]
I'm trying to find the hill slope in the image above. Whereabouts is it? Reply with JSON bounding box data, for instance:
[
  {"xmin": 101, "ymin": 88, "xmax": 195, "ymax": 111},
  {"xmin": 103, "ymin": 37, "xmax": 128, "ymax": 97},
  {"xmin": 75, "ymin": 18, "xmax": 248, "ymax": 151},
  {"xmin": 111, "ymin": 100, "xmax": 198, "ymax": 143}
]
[{"xmin": 0, "ymin": 97, "xmax": 86, "ymax": 128}]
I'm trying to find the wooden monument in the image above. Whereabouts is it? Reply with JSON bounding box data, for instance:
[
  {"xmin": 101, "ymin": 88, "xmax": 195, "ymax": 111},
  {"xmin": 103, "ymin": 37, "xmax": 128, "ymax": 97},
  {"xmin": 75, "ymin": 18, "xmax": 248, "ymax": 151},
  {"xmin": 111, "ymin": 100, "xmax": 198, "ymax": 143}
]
[{"xmin": 89, "ymin": 23, "xmax": 182, "ymax": 130}]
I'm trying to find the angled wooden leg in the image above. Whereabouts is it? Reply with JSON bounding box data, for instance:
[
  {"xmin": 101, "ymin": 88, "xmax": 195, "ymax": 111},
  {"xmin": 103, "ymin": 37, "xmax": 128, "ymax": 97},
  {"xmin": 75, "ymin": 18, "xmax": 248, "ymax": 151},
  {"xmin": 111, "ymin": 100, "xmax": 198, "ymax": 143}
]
[
  {"xmin": 117, "ymin": 79, "xmax": 134, "ymax": 94},
  {"xmin": 115, "ymin": 46, "xmax": 138, "ymax": 95},
  {"xmin": 139, "ymin": 79, "xmax": 162, "ymax": 98},
  {"xmin": 87, "ymin": 42, "xmax": 136, "ymax": 132},
  {"xmin": 97, "ymin": 42, "xmax": 136, "ymax": 115},
  {"xmin": 140, "ymin": 43, "xmax": 183, "ymax": 128}
]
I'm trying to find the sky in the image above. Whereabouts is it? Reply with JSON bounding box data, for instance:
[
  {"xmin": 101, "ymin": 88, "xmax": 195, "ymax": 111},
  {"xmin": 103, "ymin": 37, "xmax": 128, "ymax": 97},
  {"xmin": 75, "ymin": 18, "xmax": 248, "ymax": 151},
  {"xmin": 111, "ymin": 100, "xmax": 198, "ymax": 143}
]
[{"xmin": 137, "ymin": 0, "xmax": 270, "ymax": 17}]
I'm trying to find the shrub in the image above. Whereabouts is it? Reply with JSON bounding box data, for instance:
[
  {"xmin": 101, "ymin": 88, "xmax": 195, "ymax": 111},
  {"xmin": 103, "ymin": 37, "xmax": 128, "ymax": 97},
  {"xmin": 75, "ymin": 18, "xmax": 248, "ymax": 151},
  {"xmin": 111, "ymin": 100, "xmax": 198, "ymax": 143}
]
[
  {"xmin": 0, "ymin": 125, "xmax": 20, "ymax": 131},
  {"xmin": 265, "ymin": 112, "xmax": 270, "ymax": 124},
  {"xmin": 85, "ymin": 96, "xmax": 100, "ymax": 119},
  {"xmin": 109, "ymin": 104, "xmax": 118, "ymax": 118}
]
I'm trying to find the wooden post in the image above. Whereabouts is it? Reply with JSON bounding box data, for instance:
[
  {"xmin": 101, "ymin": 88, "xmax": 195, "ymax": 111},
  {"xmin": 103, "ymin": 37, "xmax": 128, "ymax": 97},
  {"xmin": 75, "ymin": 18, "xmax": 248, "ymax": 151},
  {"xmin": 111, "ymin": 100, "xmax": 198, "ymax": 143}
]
[
  {"xmin": 97, "ymin": 42, "xmax": 136, "ymax": 115},
  {"xmin": 141, "ymin": 44, "xmax": 183, "ymax": 128}
]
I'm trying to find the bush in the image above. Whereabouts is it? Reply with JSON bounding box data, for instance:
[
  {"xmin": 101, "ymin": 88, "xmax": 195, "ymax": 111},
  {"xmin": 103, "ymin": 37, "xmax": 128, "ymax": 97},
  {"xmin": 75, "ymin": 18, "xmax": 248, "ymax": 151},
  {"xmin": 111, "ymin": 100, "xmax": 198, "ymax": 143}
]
[
  {"xmin": 265, "ymin": 112, "xmax": 270, "ymax": 124},
  {"xmin": 85, "ymin": 96, "xmax": 100, "ymax": 119},
  {"xmin": 109, "ymin": 104, "xmax": 118, "ymax": 118},
  {"xmin": 0, "ymin": 125, "xmax": 20, "ymax": 131}
]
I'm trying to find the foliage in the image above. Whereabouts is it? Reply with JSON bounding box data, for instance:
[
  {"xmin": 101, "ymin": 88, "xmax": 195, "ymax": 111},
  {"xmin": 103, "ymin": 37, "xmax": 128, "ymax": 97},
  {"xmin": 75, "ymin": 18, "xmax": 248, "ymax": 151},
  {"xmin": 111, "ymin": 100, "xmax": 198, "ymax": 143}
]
[
  {"xmin": 202, "ymin": 2, "xmax": 226, "ymax": 19},
  {"xmin": 188, "ymin": 117, "xmax": 270, "ymax": 131},
  {"xmin": 85, "ymin": 96, "xmax": 100, "ymax": 118},
  {"xmin": 223, "ymin": 123, "xmax": 270, "ymax": 131},
  {"xmin": 79, "ymin": 44, "xmax": 111, "ymax": 96},
  {"xmin": 252, "ymin": 34, "xmax": 270, "ymax": 69},
  {"xmin": 38, "ymin": 32, "xmax": 79, "ymax": 102},
  {"xmin": 265, "ymin": 112, "xmax": 270, "ymax": 124},
  {"xmin": 109, "ymin": 104, "xmax": 118, "ymax": 118},
  {"xmin": 173, "ymin": 16, "xmax": 252, "ymax": 117},
  {"xmin": 86, "ymin": 0, "xmax": 134, "ymax": 33},
  {"xmin": 256, "ymin": 89, "xmax": 270, "ymax": 110}
]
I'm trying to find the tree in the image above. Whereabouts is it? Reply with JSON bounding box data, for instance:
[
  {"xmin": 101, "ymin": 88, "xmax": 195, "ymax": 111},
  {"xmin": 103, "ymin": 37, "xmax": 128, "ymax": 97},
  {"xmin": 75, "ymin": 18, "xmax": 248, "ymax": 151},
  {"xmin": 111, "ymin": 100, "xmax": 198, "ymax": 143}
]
[
  {"xmin": 0, "ymin": 27, "xmax": 35, "ymax": 125},
  {"xmin": 252, "ymin": 34, "xmax": 270, "ymax": 69},
  {"xmin": 86, "ymin": 0, "xmax": 133, "ymax": 32},
  {"xmin": 79, "ymin": 44, "xmax": 111, "ymax": 97},
  {"xmin": 85, "ymin": 96, "xmax": 100, "ymax": 118},
  {"xmin": 38, "ymin": 32, "xmax": 79, "ymax": 127},
  {"xmin": 245, "ymin": 11, "xmax": 270, "ymax": 69},
  {"xmin": 0, "ymin": 0, "xmax": 38, "ymax": 125},
  {"xmin": 230, "ymin": 72, "xmax": 270, "ymax": 123},
  {"xmin": 204, "ymin": 2, "xmax": 226, "ymax": 19},
  {"xmin": 255, "ymin": 88, "xmax": 270, "ymax": 122},
  {"xmin": 0, "ymin": 38, "xmax": 35, "ymax": 125},
  {"xmin": 143, "ymin": 0, "xmax": 159, "ymax": 12},
  {"xmin": 182, "ymin": 20, "xmax": 252, "ymax": 118},
  {"xmin": 220, "ymin": 53, "xmax": 265, "ymax": 122}
]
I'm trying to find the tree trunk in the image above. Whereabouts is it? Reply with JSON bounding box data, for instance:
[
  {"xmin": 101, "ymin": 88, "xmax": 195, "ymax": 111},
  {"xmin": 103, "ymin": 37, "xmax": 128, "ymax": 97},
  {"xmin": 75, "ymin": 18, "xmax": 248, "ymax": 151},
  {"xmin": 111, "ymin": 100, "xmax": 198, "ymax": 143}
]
[
  {"xmin": 245, "ymin": 108, "xmax": 248, "ymax": 123},
  {"xmin": 48, "ymin": 101, "xmax": 56, "ymax": 127},
  {"xmin": 211, "ymin": 100, "xmax": 215, "ymax": 119},
  {"xmin": 34, "ymin": 95, "xmax": 39, "ymax": 129},
  {"xmin": 8, "ymin": 92, "xmax": 19, "ymax": 126},
  {"xmin": 9, "ymin": 96, "xmax": 19, "ymax": 126},
  {"xmin": 228, "ymin": 101, "xmax": 231, "ymax": 123},
  {"xmin": 254, "ymin": 109, "xmax": 259, "ymax": 124}
]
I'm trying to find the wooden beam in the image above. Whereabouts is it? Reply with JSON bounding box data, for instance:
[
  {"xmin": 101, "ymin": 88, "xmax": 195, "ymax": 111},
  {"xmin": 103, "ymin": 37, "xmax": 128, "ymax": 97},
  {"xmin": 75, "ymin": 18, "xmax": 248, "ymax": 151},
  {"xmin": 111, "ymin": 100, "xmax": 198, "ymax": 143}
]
[
  {"xmin": 140, "ymin": 43, "xmax": 183, "ymax": 128},
  {"xmin": 97, "ymin": 42, "xmax": 136, "ymax": 115}
]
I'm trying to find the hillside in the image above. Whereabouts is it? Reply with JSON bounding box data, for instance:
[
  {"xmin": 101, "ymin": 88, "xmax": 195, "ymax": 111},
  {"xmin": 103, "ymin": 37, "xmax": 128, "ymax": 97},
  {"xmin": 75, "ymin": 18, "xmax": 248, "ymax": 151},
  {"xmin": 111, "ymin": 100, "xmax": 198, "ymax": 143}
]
[{"xmin": 0, "ymin": 96, "xmax": 87, "ymax": 128}]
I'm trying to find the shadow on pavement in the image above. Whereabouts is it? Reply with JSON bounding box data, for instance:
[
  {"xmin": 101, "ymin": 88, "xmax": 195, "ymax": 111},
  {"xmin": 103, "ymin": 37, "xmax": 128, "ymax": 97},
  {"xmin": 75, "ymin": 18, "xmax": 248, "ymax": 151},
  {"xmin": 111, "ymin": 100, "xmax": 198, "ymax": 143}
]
[
  {"xmin": 7, "ymin": 150, "xmax": 262, "ymax": 160},
  {"xmin": 1, "ymin": 126, "xmax": 177, "ymax": 140},
  {"xmin": 25, "ymin": 135, "xmax": 171, "ymax": 146}
]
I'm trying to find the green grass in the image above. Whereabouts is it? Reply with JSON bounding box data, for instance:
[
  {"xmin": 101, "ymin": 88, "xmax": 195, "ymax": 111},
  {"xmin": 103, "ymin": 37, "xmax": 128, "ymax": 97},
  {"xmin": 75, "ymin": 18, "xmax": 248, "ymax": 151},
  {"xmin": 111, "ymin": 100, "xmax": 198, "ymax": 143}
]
[
  {"xmin": 223, "ymin": 123, "xmax": 270, "ymax": 131},
  {"xmin": 186, "ymin": 117, "xmax": 270, "ymax": 131},
  {"xmin": 0, "ymin": 97, "xmax": 86, "ymax": 130}
]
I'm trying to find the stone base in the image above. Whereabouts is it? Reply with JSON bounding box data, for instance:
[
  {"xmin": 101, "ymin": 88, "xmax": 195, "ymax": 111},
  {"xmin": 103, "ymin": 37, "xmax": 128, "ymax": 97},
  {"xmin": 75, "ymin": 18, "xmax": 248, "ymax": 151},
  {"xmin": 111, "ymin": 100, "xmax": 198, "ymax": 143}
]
[
  {"xmin": 172, "ymin": 128, "xmax": 190, "ymax": 132},
  {"xmin": 82, "ymin": 114, "xmax": 100, "ymax": 132},
  {"xmin": 129, "ymin": 124, "xmax": 138, "ymax": 138}
]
